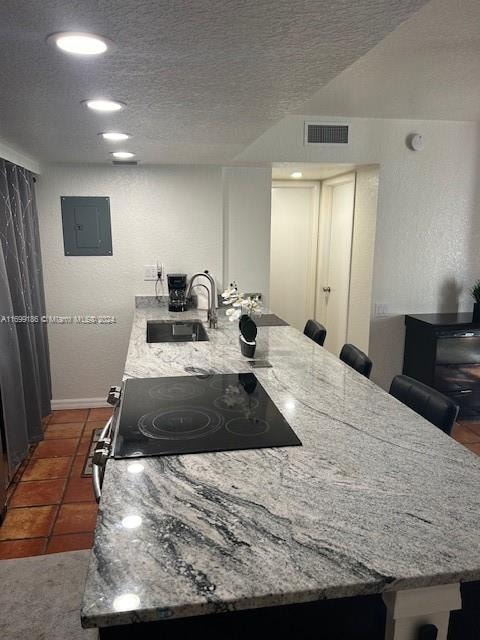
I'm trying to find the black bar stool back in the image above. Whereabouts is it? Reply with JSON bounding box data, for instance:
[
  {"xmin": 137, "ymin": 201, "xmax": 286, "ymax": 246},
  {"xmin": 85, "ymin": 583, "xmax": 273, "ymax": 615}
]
[
  {"xmin": 339, "ymin": 343, "xmax": 373, "ymax": 379},
  {"xmin": 303, "ymin": 319, "xmax": 327, "ymax": 347},
  {"xmin": 389, "ymin": 375, "xmax": 459, "ymax": 435}
]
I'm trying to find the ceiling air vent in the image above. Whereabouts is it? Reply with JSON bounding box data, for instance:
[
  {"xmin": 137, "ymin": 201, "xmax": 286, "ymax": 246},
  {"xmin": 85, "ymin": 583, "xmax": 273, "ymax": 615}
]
[
  {"xmin": 304, "ymin": 122, "xmax": 349, "ymax": 145},
  {"xmin": 112, "ymin": 160, "xmax": 138, "ymax": 166}
]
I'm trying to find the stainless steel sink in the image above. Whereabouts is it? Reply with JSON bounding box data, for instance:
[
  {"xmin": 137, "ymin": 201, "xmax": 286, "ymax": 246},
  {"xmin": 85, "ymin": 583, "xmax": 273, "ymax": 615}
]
[{"xmin": 146, "ymin": 320, "xmax": 209, "ymax": 343}]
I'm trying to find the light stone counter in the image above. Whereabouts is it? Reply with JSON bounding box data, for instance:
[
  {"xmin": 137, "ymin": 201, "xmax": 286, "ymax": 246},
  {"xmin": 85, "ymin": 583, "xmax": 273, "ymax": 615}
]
[{"xmin": 81, "ymin": 298, "xmax": 480, "ymax": 629}]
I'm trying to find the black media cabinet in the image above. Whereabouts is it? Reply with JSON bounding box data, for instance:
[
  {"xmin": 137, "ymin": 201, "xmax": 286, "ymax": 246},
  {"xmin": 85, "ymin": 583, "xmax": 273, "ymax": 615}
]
[{"xmin": 404, "ymin": 313, "xmax": 480, "ymax": 419}]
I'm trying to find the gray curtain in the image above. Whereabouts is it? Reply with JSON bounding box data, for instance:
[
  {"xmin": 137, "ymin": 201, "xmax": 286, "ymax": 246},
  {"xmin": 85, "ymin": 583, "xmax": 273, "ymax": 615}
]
[{"xmin": 0, "ymin": 159, "xmax": 51, "ymax": 477}]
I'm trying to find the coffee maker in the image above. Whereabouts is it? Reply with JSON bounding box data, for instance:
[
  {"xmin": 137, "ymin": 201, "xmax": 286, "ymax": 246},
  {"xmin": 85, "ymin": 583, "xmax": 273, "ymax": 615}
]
[{"xmin": 167, "ymin": 273, "xmax": 188, "ymax": 312}]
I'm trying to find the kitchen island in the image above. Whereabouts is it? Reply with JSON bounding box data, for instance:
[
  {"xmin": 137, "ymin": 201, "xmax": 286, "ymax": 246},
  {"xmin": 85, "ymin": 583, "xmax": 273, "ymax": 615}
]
[{"xmin": 81, "ymin": 298, "xmax": 480, "ymax": 639}]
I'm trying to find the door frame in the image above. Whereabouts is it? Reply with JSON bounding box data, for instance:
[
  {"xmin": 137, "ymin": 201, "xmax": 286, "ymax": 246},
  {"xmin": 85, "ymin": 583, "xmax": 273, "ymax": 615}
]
[
  {"xmin": 314, "ymin": 172, "xmax": 356, "ymax": 346},
  {"xmin": 271, "ymin": 180, "xmax": 321, "ymax": 325}
]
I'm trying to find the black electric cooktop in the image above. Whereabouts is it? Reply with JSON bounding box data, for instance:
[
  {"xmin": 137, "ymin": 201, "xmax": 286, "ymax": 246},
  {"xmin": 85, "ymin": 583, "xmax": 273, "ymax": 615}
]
[{"xmin": 113, "ymin": 373, "xmax": 301, "ymax": 459}]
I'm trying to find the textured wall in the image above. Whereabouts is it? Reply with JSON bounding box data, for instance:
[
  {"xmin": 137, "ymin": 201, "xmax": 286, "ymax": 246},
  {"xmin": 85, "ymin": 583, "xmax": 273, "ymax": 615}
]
[
  {"xmin": 369, "ymin": 122, "xmax": 480, "ymax": 388},
  {"xmin": 36, "ymin": 164, "xmax": 273, "ymax": 402},
  {"xmin": 223, "ymin": 167, "xmax": 272, "ymax": 301},
  {"xmin": 347, "ymin": 166, "xmax": 379, "ymax": 353},
  {"xmin": 236, "ymin": 115, "xmax": 480, "ymax": 388},
  {"xmin": 36, "ymin": 165, "xmax": 223, "ymax": 401}
]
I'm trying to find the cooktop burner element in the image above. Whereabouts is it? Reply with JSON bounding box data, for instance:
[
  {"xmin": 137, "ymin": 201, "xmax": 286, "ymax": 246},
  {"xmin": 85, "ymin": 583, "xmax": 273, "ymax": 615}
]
[
  {"xmin": 113, "ymin": 373, "xmax": 301, "ymax": 459},
  {"xmin": 138, "ymin": 408, "xmax": 223, "ymax": 440},
  {"xmin": 147, "ymin": 379, "xmax": 204, "ymax": 401},
  {"xmin": 213, "ymin": 390, "xmax": 260, "ymax": 413},
  {"xmin": 226, "ymin": 416, "xmax": 269, "ymax": 437}
]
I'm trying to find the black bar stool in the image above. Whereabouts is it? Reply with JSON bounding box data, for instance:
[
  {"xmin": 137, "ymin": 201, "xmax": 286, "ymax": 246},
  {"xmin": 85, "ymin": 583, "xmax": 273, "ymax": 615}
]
[
  {"xmin": 389, "ymin": 375, "xmax": 459, "ymax": 435},
  {"xmin": 303, "ymin": 319, "xmax": 326, "ymax": 346},
  {"xmin": 339, "ymin": 343, "xmax": 373, "ymax": 379}
]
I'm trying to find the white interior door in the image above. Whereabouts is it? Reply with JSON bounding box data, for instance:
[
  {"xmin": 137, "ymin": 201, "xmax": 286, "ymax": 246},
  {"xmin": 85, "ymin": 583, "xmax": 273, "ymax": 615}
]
[
  {"xmin": 316, "ymin": 174, "xmax": 355, "ymax": 355},
  {"xmin": 270, "ymin": 182, "xmax": 319, "ymax": 330}
]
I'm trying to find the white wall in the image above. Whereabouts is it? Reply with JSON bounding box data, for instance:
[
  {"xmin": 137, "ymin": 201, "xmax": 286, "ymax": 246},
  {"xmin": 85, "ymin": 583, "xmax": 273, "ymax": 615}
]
[
  {"xmin": 36, "ymin": 164, "xmax": 272, "ymax": 402},
  {"xmin": 37, "ymin": 165, "xmax": 223, "ymax": 402},
  {"xmin": 347, "ymin": 166, "xmax": 379, "ymax": 353},
  {"xmin": 223, "ymin": 167, "xmax": 271, "ymax": 301},
  {"xmin": 270, "ymin": 181, "xmax": 319, "ymax": 330},
  {"xmin": 235, "ymin": 115, "xmax": 480, "ymax": 388},
  {"xmin": 37, "ymin": 114, "xmax": 480, "ymax": 399}
]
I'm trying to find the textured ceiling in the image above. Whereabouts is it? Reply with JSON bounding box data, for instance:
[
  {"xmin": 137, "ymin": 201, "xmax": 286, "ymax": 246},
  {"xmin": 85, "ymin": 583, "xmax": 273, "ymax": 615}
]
[
  {"xmin": 299, "ymin": 0, "xmax": 480, "ymax": 121},
  {"xmin": 0, "ymin": 0, "xmax": 427, "ymax": 165}
]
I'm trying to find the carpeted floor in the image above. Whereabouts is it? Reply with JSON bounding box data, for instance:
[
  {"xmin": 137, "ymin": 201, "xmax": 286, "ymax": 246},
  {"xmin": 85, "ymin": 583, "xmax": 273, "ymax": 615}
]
[{"xmin": 0, "ymin": 549, "xmax": 97, "ymax": 639}]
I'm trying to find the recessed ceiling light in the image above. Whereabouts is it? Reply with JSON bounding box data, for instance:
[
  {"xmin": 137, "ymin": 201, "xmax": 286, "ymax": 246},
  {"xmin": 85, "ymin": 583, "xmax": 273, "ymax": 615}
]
[
  {"xmin": 111, "ymin": 151, "xmax": 135, "ymax": 159},
  {"xmin": 291, "ymin": 171, "xmax": 303, "ymax": 179},
  {"xmin": 83, "ymin": 99, "xmax": 125, "ymax": 112},
  {"xmin": 47, "ymin": 32, "xmax": 112, "ymax": 55},
  {"xmin": 100, "ymin": 132, "xmax": 131, "ymax": 141}
]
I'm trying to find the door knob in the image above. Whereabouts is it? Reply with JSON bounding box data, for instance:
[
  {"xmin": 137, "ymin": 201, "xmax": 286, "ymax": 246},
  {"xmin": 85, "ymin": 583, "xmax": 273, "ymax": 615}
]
[{"xmin": 323, "ymin": 286, "xmax": 331, "ymax": 292}]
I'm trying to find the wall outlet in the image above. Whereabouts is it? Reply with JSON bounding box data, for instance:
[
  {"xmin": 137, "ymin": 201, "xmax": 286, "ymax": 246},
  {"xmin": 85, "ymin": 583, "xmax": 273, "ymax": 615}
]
[{"xmin": 144, "ymin": 265, "xmax": 158, "ymax": 281}]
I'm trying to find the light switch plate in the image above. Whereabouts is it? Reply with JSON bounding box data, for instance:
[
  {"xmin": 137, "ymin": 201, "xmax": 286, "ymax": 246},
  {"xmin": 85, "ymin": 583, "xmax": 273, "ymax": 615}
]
[
  {"xmin": 374, "ymin": 303, "xmax": 389, "ymax": 318},
  {"xmin": 144, "ymin": 265, "xmax": 157, "ymax": 281}
]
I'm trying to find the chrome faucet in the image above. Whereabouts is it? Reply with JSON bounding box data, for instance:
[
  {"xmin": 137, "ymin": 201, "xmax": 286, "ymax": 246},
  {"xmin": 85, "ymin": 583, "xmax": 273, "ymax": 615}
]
[{"xmin": 186, "ymin": 271, "xmax": 218, "ymax": 329}]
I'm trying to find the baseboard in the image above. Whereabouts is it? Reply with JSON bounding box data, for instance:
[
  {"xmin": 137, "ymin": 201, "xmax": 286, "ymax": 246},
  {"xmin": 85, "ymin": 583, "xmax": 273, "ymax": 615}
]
[{"xmin": 51, "ymin": 397, "xmax": 110, "ymax": 410}]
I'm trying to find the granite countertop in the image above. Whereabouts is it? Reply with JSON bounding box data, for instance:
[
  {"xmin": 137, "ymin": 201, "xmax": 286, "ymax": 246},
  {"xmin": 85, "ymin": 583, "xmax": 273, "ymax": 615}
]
[{"xmin": 81, "ymin": 298, "xmax": 480, "ymax": 629}]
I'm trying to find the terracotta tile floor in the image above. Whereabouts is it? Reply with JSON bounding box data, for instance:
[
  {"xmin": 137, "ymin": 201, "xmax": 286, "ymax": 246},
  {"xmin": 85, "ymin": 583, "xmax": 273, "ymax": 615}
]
[
  {"xmin": 0, "ymin": 407, "xmax": 112, "ymax": 560},
  {"xmin": 0, "ymin": 410, "xmax": 479, "ymax": 561},
  {"xmin": 451, "ymin": 421, "xmax": 480, "ymax": 453}
]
